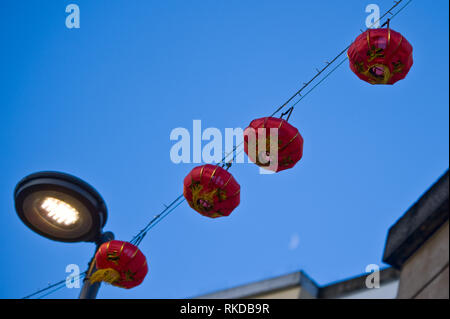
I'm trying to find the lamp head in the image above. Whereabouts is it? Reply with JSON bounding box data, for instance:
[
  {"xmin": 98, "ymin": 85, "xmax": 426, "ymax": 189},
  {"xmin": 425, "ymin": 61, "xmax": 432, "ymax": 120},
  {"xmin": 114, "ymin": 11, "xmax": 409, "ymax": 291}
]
[{"xmin": 14, "ymin": 171, "xmax": 108, "ymax": 243}]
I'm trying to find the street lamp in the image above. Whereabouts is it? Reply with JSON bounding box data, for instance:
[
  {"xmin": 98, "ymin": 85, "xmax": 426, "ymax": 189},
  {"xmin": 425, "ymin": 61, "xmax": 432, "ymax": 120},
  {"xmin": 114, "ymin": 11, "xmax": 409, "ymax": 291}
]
[{"xmin": 14, "ymin": 171, "xmax": 114, "ymax": 299}]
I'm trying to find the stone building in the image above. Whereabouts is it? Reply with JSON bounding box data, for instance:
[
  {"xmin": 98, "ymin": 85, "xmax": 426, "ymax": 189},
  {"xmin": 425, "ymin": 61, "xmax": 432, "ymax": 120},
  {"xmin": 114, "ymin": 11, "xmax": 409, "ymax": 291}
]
[
  {"xmin": 197, "ymin": 170, "xmax": 449, "ymax": 299},
  {"xmin": 383, "ymin": 171, "xmax": 448, "ymax": 299}
]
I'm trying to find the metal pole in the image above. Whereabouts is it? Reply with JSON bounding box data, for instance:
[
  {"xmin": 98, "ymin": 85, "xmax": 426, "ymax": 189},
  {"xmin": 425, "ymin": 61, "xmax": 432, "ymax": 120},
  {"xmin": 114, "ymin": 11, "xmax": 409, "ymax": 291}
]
[{"xmin": 79, "ymin": 231, "xmax": 115, "ymax": 299}]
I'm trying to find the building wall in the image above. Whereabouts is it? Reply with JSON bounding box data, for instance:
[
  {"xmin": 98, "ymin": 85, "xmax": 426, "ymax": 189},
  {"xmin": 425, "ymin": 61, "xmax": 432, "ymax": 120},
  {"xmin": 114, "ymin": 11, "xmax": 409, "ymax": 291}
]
[
  {"xmin": 250, "ymin": 286, "xmax": 302, "ymax": 299},
  {"xmin": 338, "ymin": 280, "xmax": 399, "ymax": 299},
  {"xmin": 396, "ymin": 221, "xmax": 449, "ymax": 299}
]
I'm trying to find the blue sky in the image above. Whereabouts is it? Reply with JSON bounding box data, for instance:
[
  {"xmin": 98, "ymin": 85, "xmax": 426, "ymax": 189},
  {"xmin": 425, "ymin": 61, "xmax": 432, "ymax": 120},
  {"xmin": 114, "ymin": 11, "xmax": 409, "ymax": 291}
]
[{"xmin": 0, "ymin": 0, "xmax": 448, "ymax": 299}]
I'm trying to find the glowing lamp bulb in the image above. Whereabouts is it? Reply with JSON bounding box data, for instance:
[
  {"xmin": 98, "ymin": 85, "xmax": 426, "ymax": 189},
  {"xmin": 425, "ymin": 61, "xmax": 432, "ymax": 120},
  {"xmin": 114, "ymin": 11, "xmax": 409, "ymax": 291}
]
[{"xmin": 41, "ymin": 197, "xmax": 80, "ymax": 226}]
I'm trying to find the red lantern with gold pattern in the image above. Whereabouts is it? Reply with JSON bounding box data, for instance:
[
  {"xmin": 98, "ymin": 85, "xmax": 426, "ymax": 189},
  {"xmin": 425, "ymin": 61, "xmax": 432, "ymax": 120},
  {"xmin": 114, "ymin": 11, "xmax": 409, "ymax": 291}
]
[
  {"xmin": 183, "ymin": 164, "xmax": 240, "ymax": 218},
  {"xmin": 90, "ymin": 240, "xmax": 148, "ymax": 289},
  {"xmin": 244, "ymin": 117, "xmax": 303, "ymax": 172},
  {"xmin": 347, "ymin": 28, "xmax": 413, "ymax": 85}
]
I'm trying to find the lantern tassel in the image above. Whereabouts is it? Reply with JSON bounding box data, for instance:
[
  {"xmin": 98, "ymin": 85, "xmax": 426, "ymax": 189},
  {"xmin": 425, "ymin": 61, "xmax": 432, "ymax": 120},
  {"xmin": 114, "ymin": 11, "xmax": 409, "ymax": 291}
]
[{"xmin": 89, "ymin": 268, "xmax": 121, "ymax": 285}]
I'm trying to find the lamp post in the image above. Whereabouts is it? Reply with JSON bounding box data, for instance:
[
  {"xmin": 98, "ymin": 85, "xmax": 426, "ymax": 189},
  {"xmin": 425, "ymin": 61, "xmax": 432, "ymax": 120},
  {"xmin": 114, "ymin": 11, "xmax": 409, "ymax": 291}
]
[
  {"xmin": 14, "ymin": 171, "xmax": 113, "ymax": 299},
  {"xmin": 79, "ymin": 231, "xmax": 115, "ymax": 299}
]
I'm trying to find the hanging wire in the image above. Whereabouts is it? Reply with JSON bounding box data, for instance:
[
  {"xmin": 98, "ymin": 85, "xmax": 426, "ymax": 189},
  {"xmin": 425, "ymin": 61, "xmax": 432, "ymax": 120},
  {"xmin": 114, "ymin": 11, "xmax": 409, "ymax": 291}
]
[
  {"xmin": 217, "ymin": 0, "xmax": 411, "ymax": 167},
  {"xmin": 127, "ymin": 0, "xmax": 410, "ymax": 242},
  {"xmin": 21, "ymin": 0, "xmax": 413, "ymax": 299},
  {"xmin": 22, "ymin": 271, "xmax": 87, "ymax": 299},
  {"xmin": 37, "ymin": 280, "xmax": 75, "ymax": 299},
  {"xmin": 290, "ymin": 57, "xmax": 349, "ymax": 109},
  {"xmin": 222, "ymin": 56, "xmax": 349, "ymax": 165},
  {"xmin": 269, "ymin": 0, "xmax": 409, "ymax": 119},
  {"xmin": 280, "ymin": 107, "xmax": 294, "ymax": 122},
  {"xmin": 130, "ymin": 194, "xmax": 185, "ymax": 246}
]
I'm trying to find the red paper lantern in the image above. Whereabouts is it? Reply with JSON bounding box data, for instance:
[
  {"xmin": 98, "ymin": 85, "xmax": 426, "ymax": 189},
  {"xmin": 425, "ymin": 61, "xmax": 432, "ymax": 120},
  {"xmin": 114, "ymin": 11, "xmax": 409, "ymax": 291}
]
[
  {"xmin": 183, "ymin": 164, "xmax": 240, "ymax": 218},
  {"xmin": 90, "ymin": 240, "xmax": 148, "ymax": 289},
  {"xmin": 244, "ymin": 117, "xmax": 303, "ymax": 172},
  {"xmin": 348, "ymin": 28, "xmax": 413, "ymax": 85}
]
